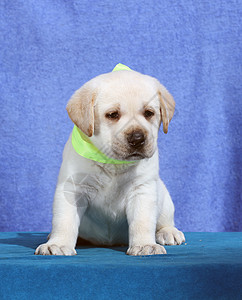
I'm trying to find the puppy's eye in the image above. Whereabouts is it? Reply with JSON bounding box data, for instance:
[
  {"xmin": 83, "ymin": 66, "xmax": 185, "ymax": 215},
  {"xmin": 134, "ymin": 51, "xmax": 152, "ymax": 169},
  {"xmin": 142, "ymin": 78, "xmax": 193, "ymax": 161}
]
[
  {"xmin": 105, "ymin": 111, "xmax": 120, "ymax": 120},
  {"xmin": 144, "ymin": 110, "xmax": 155, "ymax": 119}
]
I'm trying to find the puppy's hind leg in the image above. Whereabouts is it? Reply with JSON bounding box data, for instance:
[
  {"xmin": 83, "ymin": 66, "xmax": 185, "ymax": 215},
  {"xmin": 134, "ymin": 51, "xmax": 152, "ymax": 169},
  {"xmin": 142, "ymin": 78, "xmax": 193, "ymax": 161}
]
[{"xmin": 155, "ymin": 179, "xmax": 185, "ymax": 246}]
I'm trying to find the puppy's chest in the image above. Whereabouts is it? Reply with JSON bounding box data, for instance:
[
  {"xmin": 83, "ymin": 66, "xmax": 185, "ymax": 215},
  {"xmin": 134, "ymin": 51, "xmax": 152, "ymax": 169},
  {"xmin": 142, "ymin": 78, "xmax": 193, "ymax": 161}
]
[
  {"xmin": 77, "ymin": 166, "xmax": 135, "ymax": 245},
  {"xmin": 91, "ymin": 173, "xmax": 131, "ymax": 215},
  {"xmin": 78, "ymin": 174, "xmax": 131, "ymax": 244},
  {"xmin": 69, "ymin": 165, "xmax": 135, "ymax": 217}
]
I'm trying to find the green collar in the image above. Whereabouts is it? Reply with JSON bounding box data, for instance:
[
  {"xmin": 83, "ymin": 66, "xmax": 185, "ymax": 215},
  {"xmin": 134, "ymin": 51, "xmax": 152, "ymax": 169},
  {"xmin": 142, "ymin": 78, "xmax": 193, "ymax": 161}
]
[
  {"xmin": 71, "ymin": 63, "xmax": 136, "ymax": 165},
  {"xmin": 72, "ymin": 125, "xmax": 135, "ymax": 164}
]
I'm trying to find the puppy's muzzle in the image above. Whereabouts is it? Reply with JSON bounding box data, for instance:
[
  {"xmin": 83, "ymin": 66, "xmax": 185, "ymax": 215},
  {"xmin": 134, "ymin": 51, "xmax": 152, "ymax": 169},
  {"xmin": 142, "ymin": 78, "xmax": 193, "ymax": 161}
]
[{"xmin": 127, "ymin": 130, "xmax": 145, "ymax": 149}]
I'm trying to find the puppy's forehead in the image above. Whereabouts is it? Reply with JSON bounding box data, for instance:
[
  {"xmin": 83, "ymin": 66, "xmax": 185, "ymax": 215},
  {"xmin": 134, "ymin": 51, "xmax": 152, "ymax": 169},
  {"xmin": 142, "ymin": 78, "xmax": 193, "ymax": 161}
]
[{"xmin": 96, "ymin": 70, "xmax": 158, "ymax": 109}]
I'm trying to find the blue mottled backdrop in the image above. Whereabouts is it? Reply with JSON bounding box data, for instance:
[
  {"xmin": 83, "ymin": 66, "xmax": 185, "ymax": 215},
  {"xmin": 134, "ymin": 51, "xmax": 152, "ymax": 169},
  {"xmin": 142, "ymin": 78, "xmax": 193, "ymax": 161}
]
[{"xmin": 0, "ymin": 0, "xmax": 241, "ymax": 232}]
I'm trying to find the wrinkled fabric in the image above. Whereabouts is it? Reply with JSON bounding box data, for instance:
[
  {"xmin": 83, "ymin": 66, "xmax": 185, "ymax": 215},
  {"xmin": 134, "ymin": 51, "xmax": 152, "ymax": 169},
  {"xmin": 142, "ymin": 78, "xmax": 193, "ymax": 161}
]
[{"xmin": 0, "ymin": 0, "xmax": 241, "ymax": 231}]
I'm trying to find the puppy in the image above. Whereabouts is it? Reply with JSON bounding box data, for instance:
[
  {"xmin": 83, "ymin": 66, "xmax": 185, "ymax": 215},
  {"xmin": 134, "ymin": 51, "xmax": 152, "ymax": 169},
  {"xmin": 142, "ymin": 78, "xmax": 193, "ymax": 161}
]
[{"xmin": 35, "ymin": 66, "xmax": 185, "ymax": 256}]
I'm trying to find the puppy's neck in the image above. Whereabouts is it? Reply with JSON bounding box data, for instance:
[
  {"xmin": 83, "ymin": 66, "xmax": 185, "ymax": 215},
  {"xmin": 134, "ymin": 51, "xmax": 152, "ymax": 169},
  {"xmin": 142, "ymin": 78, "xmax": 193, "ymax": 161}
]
[{"xmin": 94, "ymin": 160, "xmax": 139, "ymax": 176}]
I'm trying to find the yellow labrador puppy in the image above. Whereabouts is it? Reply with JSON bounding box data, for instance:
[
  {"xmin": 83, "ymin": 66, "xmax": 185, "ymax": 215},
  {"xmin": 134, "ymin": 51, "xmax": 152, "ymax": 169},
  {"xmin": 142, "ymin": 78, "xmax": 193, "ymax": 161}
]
[{"xmin": 35, "ymin": 68, "xmax": 185, "ymax": 256}]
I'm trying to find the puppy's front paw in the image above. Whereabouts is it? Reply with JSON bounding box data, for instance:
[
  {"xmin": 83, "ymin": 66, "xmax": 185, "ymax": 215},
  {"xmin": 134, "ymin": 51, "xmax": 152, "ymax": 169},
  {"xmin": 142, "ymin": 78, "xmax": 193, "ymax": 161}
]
[
  {"xmin": 156, "ymin": 226, "xmax": 185, "ymax": 245},
  {"xmin": 126, "ymin": 244, "xmax": 166, "ymax": 256},
  {"xmin": 35, "ymin": 243, "xmax": 77, "ymax": 256}
]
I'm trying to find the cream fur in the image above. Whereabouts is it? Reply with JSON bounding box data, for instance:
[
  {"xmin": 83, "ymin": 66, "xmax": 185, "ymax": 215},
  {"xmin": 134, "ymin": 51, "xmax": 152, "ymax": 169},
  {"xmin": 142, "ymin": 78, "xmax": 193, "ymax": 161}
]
[{"xmin": 35, "ymin": 70, "xmax": 185, "ymax": 256}]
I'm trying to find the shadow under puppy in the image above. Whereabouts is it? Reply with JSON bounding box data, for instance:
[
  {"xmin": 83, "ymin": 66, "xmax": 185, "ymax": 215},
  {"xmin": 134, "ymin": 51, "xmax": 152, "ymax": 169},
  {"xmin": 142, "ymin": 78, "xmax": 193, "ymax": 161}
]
[{"xmin": 35, "ymin": 64, "xmax": 185, "ymax": 256}]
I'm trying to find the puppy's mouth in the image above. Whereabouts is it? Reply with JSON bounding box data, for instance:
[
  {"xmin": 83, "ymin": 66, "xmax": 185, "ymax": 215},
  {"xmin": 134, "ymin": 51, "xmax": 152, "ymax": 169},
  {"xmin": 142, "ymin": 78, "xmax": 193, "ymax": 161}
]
[
  {"xmin": 112, "ymin": 148, "xmax": 147, "ymax": 161},
  {"xmin": 125, "ymin": 152, "xmax": 146, "ymax": 160},
  {"xmin": 111, "ymin": 141, "xmax": 155, "ymax": 161}
]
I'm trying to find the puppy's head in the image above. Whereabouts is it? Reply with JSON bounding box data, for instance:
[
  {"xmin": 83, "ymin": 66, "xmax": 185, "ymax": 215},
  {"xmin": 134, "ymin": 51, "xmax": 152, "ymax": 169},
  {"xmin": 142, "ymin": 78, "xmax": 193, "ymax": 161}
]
[{"xmin": 66, "ymin": 70, "xmax": 175, "ymax": 161}]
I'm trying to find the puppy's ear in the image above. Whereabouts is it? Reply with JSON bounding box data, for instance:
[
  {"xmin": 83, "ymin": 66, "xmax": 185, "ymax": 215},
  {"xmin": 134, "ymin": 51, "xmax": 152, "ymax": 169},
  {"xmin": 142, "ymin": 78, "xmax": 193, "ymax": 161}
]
[
  {"xmin": 157, "ymin": 83, "xmax": 175, "ymax": 134},
  {"xmin": 66, "ymin": 81, "xmax": 97, "ymax": 137}
]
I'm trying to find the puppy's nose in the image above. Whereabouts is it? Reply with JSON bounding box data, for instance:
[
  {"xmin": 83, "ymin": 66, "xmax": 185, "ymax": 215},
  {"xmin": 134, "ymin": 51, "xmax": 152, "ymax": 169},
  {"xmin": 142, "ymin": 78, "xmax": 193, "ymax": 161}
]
[{"xmin": 127, "ymin": 130, "xmax": 145, "ymax": 148}]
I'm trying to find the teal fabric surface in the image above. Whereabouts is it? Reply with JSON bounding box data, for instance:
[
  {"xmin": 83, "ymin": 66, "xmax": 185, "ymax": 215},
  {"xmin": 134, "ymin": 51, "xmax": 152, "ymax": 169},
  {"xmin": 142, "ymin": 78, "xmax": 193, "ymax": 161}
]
[{"xmin": 0, "ymin": 232, "xmax": 241, "ymax": 299}]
